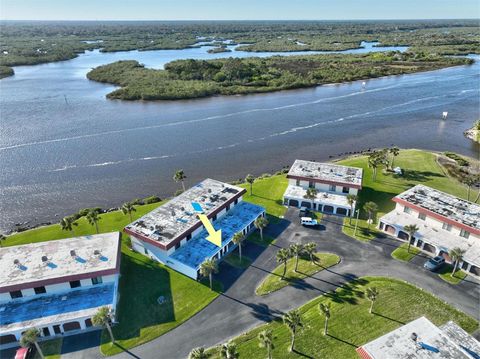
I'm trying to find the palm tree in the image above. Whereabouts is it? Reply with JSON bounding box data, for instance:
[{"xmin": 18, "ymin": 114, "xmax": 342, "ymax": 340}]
[
  {"xmin": 346, "ymin": 194, "xmax": 357, "ymax": 224},
  {"xmin": 283, "ymin": 310, "xmax": 302, "ymax": 352},
  {"xmin": 319, "ymin": 302, "xmax": 331, "ymax": 335},
  {"xmin": 245, "ymin": 174, "xmax": 255, "ymax": 195},
  {"xmin": 220, "ymin": 341, "xmax": 239, "ymax": 359},
  {"xmin": 60, "ymin": 215, "xmax": 78, "ymax": 235},
  {"xmin": 254, "ymin": 216, "xmax": 269, "ymax": 241},
  {"xmin": 92, "ymin": 306, "xmax": 115, "ymax": 343},
  {"xmin": 232, "ymin": 232, "xmax": 244, "ymax": 261},
  {"xmin": 0, "ymin": 233, "xmax": 6, "ymax": 247},
  {"xmin": 389, "ymin": 146, "xmax": 400, "ymax": 169},
  {"xmin": 20, "ymin": 328, "xmax": 44, "ymax": 359},
  {"xmin": 121, "ymin": 201, "xmax": 136, "ymax": 222},
  {"xmin": 276, "ymin": 248, "xmax": 291, "ymax": 280},
  {"xmin": 86, "ymin": 209, "xmax": 101, "ymax": 234},
  {"xmin": 368, "ymin": 150, "xmax": 388, "ymax": 181},
  {"xmin": 289, "ymin": 243, "xmax": 304, "ymax": 272},
  {"xmin": 303, "ymin": 242, "xmax": 317, "ymax": 264},
  {"xmin": 258, "ymin": 329, "xmax": 274, "ymax": 359},
  {"xmin": 303, "ymin": 187, "xmax": 317, "ymax": 201},
  {"xmin": 189, "ymin": 347, "xmax": 208, "ymax": 359},
  {"xmin": 462, "ymin": 175, "xmax": 476, "ymax": 201},
  {"xmin": 366, "ymin": 287, "xmax": 379, "ymax": 314},
  {"xmin": 200, "ymin": 258, "xmax": 218, "ymax": 290},
  {"xmin": 403, "ymin": 224, "xmax": 419, "ymax": 253},
  {"xmin": 173, "ymin": 169, "xmax": 187, "ymax": 191},
  {"xmin": 450, "ymin": 247, "xmax": 466, "ymax": 277},
  {"xmin": 363, "ymin": 202, "xmax": 378, "ymax": 228}
]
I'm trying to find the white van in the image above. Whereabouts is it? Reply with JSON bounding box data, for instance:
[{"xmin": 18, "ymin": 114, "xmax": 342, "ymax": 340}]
[{"xmin": 301, "ymin": 217, "xmax": 318, "ymax": 226}]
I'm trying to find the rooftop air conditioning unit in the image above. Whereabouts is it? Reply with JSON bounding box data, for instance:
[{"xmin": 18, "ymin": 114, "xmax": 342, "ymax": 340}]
[{"xmin": 94, "ymin": 249, "xmax": 101, "ymax": 256}]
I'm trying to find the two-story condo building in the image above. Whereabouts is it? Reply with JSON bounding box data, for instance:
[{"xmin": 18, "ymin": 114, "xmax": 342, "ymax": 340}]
[
  {"xmin": 379, "ymin": 185, "xmax": 480, "ymax": 276},
  {"xmin": 124, "ymin": 178, "xmax": 265, "ymax": 279},
  {"xmin": 283, "ymin": 160, "xmax": 363, "ymax": 216},
  {"xmin": 0, "ymin": 233, "xmax": 121, "ymax": 349}
]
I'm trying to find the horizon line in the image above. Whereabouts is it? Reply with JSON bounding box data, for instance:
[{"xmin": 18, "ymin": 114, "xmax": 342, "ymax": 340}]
[{"xmin": 1, "ymin": 18, "xmax": 479, "ymax": 22}]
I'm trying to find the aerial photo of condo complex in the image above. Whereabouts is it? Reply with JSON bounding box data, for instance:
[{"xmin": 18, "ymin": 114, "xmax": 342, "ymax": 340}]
[{"xmin": 0, "ymin": 1, "xmax": 479, "ymax": 358}]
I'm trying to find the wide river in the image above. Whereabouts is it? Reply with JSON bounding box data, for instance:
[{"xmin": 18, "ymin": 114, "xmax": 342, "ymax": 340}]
[{"xmin": 0, "ymin": 42, "xmax": 479, "ymax": 232}]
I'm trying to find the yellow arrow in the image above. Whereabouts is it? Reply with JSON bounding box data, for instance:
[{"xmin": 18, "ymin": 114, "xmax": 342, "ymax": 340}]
[{"xmin": 198, "ymin": 214, "xmax": 222, "ymax": 247}]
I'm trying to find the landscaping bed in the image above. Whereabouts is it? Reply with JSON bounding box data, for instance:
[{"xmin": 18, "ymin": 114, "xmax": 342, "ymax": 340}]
[{"xmin": 256, "ymin": 252, "xmax": 340, "ymax": 296}]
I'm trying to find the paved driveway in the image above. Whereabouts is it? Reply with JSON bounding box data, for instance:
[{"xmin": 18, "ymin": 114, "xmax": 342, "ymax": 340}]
[
  {"xmin": 6, "ymin": 209, "xmax": 476, "ymax": 359},
  {"xmin": 111, "ymin": 209, "xmax": 479, "ymax": 359}
]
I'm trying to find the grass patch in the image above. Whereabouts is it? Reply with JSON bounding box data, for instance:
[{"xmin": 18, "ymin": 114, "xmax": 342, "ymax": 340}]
[
  {"xmin": 240, "ymin": 174, "xmax": 288, "ymax": 218},
  {"xmin": 224, "ymin": 252, "xmax": 252, "ymax": 269},
  {"xmin": 338, "ymin": 149, "xmax": 469, "ymax": 242},
  {"xmin": 207, "ymin": 276, "xmax": 478, "ymax": 359},
  {"xmin": 34, "ymin": 338, "xmax": 62, "ymax": 359},
  {"xmin": 246, "ymin": 232, "xmax": 276, "ymax": 247},
  {"xmin": 342, "ymin": 218, "xmax": 380, "ymax": 242},
  {"xmin": 256, "ymin": 253, "xmax": 340, "ymax": 296},
  {"xmin": 438, "ymin": 265, "xmax": 468, "ymax": 285},
  {"xmin": 391, "ymin": 243, "xmax": 420, "ymax": 262},
  {"xmin": 1, "ymin": 202, "xmax": 222, "ymax": 356}
]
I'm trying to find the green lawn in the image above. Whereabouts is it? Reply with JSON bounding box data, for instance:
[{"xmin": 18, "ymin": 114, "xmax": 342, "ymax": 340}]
[
  {"xmin": 35, "ymin": 339, "xmax": 62, "ymax": 359},
  {"xmin": 391, "ymin": 243, "xmax": 420, "ymax": 262},
  {"xmin": 1, "ymin": 202, "xmax": 221, "ymax": 356},
  {"xmin": 240, "ymin": 175, "xmax": 288, "ymax": 218},
  {"xmin": 256, "ymin": 253, "xmax": 340, "ymax": 296},
  {"xmin": 338, "ymin": 149, "xmax": 469, "ymax": 242},
  {"xmin": 438, "ymin": 265, "xmax": 468, "ymax": 285},
  {"xmin": 246, "ymin": 232, "xmax": 276, "ymax": 247},
  {"xmin": 208, "ymin": 277, "xmax": 478, "ymax": 359},
  {"xmin": 101, "ymin": 245, "xmax": 221, "ymax": 355},
  {"xmin": 224, "ymin": 252, "xmax": 252, "ymax": 269}
]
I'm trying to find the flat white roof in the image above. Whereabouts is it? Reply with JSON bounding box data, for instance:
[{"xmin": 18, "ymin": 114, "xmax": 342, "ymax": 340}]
[
  {"xmin": 125, "ymin": 179, "xmax": 245, "ymax": 246},
  {"xmin": 0, "ymin": 233, "xmax": 121, "ymax": 291},
  {"xmin": 284, "ymin": 185, "xmax": 352, "ymax": 208},
  {"xmin": 358, "ymin": 317, "xmax": 480, "ymax": 359},
  {"xmin": 380, "ymin": 211, "xmax": 480, "ymax": 266},
  {"xmin": 288, "ymin": 160, "xmax": 363, "ymax": 187},
  {"xmin": 395, "ymin": 185, "xmax": 480, "ymax": 231}
]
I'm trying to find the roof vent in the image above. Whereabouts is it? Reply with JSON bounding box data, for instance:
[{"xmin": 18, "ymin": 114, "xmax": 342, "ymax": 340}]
[
  {"xmin": 208, "ymin": 189, "xmax": 212, "ymax": 193},
  {"xmin": 171, "ymin": 210, "xmax": 176, "ymax": 217},
  {"xmin": 41, "ymin": 255, "xmax": 49, "ymax": 263},
  {"xmin": 70, "ymin": 250, "xmax": 76, "ymax": 257},
  {"xmin": 13, "ymin": 259, "xmax": 20, "ymax": 266},
  {"xmin": 94, "ymin": 249, "xmax": 101, "ymax": 256}
]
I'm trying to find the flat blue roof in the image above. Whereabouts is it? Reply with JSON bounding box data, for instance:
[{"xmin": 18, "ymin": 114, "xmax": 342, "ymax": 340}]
[
  {"xmin": 170, "ymin": 202, "xmax": 264, "ymax": 269},
  {"xmin": 1, "ymin": 283, "xmax": 115, "ymax": 325}
]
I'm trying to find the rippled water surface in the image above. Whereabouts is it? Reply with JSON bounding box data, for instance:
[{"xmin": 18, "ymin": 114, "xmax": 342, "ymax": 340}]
[{"xmin": 0, "ymin": 43, "xmax": 478, "ymax": 231}]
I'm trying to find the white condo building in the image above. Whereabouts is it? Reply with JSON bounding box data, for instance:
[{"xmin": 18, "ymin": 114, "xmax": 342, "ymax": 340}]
[
  {"xmin": 283, "ymin": 160, "xmax": 363, "ymax": 216},
  {"xmin": 0, "ymin": 233, "xmax": 121, "ymax": 349},
  {"xmin": 379, "ymin": 185, "xmax": 480, "ymax": 276},
  {"xmin": 124, "ymin": 178, "xmax": 265, "ymax": 279}
]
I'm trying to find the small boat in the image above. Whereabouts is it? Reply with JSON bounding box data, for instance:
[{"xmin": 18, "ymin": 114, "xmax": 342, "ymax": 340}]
[{"xmin": 442, "ymin": 111, "xmax": 448, "ymax": 120}]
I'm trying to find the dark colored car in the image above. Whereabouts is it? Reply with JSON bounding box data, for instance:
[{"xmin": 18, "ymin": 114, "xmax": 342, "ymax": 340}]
[
  {"xmin": 299, "ymin": 207, "xmax": 310, "ymax": 217},
  {"xmin": 423, "ymin": 256, "xmax": 445, "ymax": 271}
]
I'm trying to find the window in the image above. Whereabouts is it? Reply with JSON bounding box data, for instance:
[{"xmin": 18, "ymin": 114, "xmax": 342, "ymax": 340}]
[
  {"xmin": 175, "ymin": 242, "xmax": 181, "ymax": 249},
  {"xmin": 342, "ymin": 187, "xmax": 349, "ymax": 194},
  {"xmin": 69, "ymin": 280, "xmax": 81, "ymax": 289},
  {"xmin": 226, "ymin": 204, "xmax": 230, "ymax": 212},
  {"xmin": 91, "ymin": 277, "xmax": 103, "ymax": 285},
  {"xmin": 234, "ymin": 198, "xmax": 238, "ymax": 205},
  {"xmin": 460, "ymin": 229, "xmax": 470, "ymax": 239},
  {"xmin": 329, "ymin": 184, "xmax": 336, "ymax": 192},
  {"xmin": 418, "ymin": 213, "xmax": 426, "ymax": 221},
  {"xmin": 9, "ymin": 290, "xmax": 22, "ymax": 299},
  {"xmin": 144, "ymin": 247, "xmax": 148, "ymax": 255},
  {"xmin": 296, "ymin": 179, "xmax": 300, "ymax": 186},
  {"xmin": 186, "ymin": 233, "xmax": 192, "ymax": 241},
  {"xmin": 309, "ymin": 181, "xmax": 314, "ymax": 188},
  {"xmin": 212, "ymin": 214, "xmax": 217, "ymax": 221},
  {"xmin": 442, "ymin": 223, "xmax": 452, "ymax": 231},
  {"xmin": 403, "ymin": 206, "xmax": 411, "ymax": 214},
  {"xmin": 34, "ymin": 286, "xmax": 46, "ymax": 294}
]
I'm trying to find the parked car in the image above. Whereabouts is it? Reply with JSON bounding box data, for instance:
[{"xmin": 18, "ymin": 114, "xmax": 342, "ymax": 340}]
[
  {"xmin": 423, "ymin": 256, "xmax": 445, "ymax": 271},
  {"xmin": 15, "ymin": 347, "xmax": 35, "ymax": 359},
  {"xmin": 299, "ymin": 207, "xmax": 310, "ymax": 217},
  {"xmin": 301, "ymin": 217, "xmax": 318, "ymax": 227}
]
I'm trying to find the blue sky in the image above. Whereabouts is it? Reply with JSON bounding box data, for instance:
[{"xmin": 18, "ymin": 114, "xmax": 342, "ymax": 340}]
[{"xmin": 1, "ymin": 0, "xmax": 479, "ymax": 21}]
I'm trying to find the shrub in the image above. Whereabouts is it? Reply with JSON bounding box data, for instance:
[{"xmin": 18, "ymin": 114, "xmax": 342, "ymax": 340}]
[{"xmin": 143, "ymin": 195, "xmax": 161, "ymax": 204}]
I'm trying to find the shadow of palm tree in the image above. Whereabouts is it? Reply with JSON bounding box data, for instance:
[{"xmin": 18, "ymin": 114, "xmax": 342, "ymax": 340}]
[
  {"xmin": 326, "ymin": 333, "xmax": 357, "ymax": 347},
  {"xmin": 372, "ymin": 311, "xmax": 405, "ymax": 325},
  {"xmin": 113, "ymin": 343, "xmax": 142, "ymax": 358}
]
